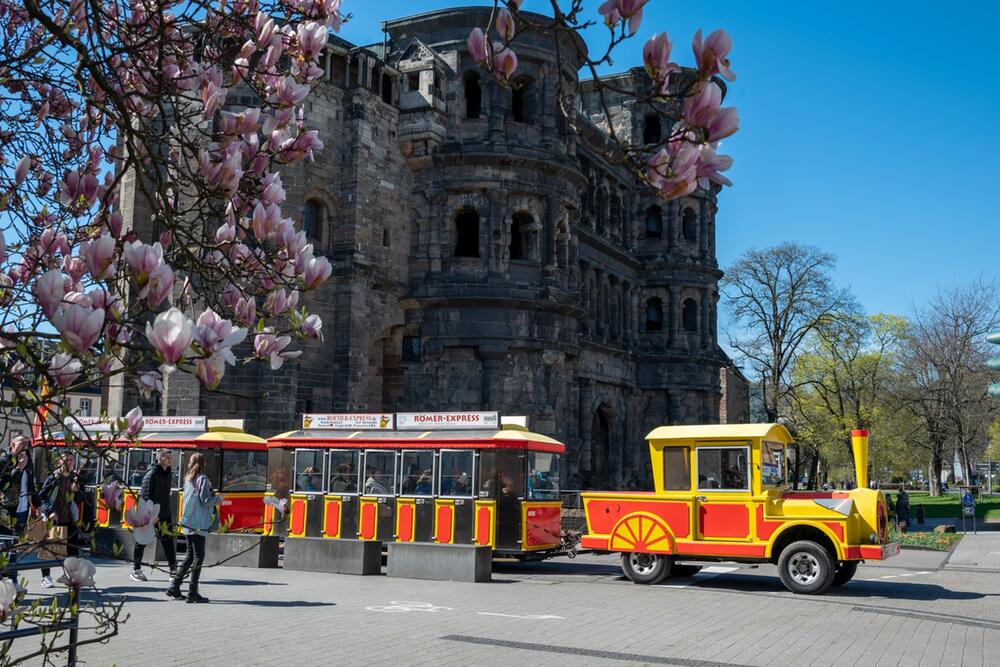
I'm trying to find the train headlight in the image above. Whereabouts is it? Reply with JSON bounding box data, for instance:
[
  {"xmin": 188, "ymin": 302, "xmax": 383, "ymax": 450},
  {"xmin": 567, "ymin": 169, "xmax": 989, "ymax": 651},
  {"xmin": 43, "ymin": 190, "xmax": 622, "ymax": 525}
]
[{"xmin": 869, "ymin": 533, "xmax": 877, "ymax": 544}]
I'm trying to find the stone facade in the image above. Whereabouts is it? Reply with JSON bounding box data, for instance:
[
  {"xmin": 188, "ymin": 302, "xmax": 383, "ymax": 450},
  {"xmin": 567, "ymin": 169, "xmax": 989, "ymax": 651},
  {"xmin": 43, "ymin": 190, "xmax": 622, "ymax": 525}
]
[{"xmin": 112, "ymin": 7, "xmax": 744, "ymax": 490}]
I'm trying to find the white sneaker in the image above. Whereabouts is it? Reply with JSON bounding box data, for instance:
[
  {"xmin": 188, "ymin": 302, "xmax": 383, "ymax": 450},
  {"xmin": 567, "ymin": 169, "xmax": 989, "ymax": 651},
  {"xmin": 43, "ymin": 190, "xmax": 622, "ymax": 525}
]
[
  {"xmin": 130, "ymin": 570, "xmax": 148, "ymax": 582},
  {"xmin": 40, "ymin": 575, "xmax": 54, "ymax": 588}
]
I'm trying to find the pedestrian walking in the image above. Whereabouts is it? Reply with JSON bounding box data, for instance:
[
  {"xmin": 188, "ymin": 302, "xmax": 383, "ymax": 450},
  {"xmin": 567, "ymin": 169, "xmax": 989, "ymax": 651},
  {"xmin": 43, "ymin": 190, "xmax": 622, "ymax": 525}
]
[
  {"xmin": 166, "ymin": 453, "xmax": 221, "ymax": 603},
  {"xmin": 896, "ymin": 489, "xmax": 910, "ymax": 532},
  {"xmin": 1, "ymin": 436, "xmax": 40, "ymax": 583},
  {"xmin": 131, "ymin": 449, "xmax": 177, "ymax": 581},
  {"xmin": 38, "ymin": 451, "xmax": 84, "ymax": 588}
]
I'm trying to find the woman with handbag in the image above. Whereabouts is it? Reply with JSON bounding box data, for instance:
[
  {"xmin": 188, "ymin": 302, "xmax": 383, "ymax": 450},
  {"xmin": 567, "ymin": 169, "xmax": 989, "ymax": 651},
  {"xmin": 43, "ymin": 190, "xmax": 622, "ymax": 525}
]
[
  {"xmin": 37, "ymin": 451, "xmax": 84, "ymax": 588},
  {"xmin": 167, "ymin": 453, "xmax": 221, "ymax": 603}
]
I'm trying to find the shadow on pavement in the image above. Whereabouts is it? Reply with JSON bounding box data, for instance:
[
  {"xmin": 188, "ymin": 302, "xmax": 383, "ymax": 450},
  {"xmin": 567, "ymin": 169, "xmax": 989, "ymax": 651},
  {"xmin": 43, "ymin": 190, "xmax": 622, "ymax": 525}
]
[
  {"xmin": 207, "ymin": 578, "xmax": 288, "ymax": 587},
  {"xmin": 693, "ymin": 572, "xmax": 990, "ymax": 601},
  {"xmin": 492, "ymin": 561, "xmax": 621, "ymax": 577},
  {"xmin": 210, "ymin": 599, "xmax": 336, "ymax": 608}
]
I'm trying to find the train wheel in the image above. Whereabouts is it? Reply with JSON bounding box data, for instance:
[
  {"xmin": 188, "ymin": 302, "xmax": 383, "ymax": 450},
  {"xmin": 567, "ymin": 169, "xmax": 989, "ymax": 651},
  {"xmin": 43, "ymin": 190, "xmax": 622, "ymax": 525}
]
[
  {"xmin": 621, "ymin": 552, "xmax": 673, "ymax": 585},
  {"xmin": 831, "ymin": 561, "xmax": 859, "ymax": 587},
  {"xmin": 777, "ymin": 540, "xmax": 835, "ymax": 595}
]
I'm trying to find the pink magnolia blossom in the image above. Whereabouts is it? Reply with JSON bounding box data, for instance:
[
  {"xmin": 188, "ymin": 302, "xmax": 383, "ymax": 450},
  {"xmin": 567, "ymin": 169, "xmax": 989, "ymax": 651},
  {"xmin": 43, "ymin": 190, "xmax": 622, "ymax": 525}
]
[
  {"xmin": 0, "ymin": 233, "xmax": 5, "ymax": 266},
  {"xmin": 693, "ymin": 29, "xmax": 736, "ymax": 82},
  {"xmin": 14, "ymin": 156, "xmax": 31, "ymax": 185},
  {"xmin": 50, "ymin": 352, "xmax": 82, "ymax": 387},
  {"xmin": 124, "ymin": 499, "xmax": 160, "ymax": 545},
  {"xmin": 235, "ymin": 296, "xmax": 257, "ymax": 327},
  {"xmin": 646, "ymin": 140, "xmax": 700, "ymax": 200},
  {"xmin": 0, "ymin": 580, "xmax": 20, "ymax": 622},
  {"xmin": 492, "ymin": 43, "xmax": 518, "ymax": 82},
  {"xmin": 54, "ymin": 304, "xmax": 104, "ymax": 354},
  {"xmin": 643, "ymin": 33, "xmax": 677, "ymax": 88},
  {"xmin": 194, "ymin": 307, "xmax": 247, "ymax": 364},
  {"xmin": 706, "ymin": 106, "xmax": 739, "ymax": 143},
  {"xmin": 35, "ymin": 269, "xmax": 66, "ymax": 319},
  {"xmin": 683, "ymin": 83, "xmax": 739, "ymax": 142},
  {"xmin": 263, "ymin": 288, "xmax": 298, "ymax": 315},
  {"xmin": 123, "ymin": 241, "xmax": 164, "ymax": 284},
  {"xmin": 100, "ymin": 481, "xmax": 124, "ymax": 510},
  {"xmin": 136, "ymin": 370, "xmax": 164, "ymax": 399},
  {"xmin": 301, "ymin": 313, "xmax": 323, "ymax": 339},
  {"xmin": 467, "ymin": 27, "xmax": 487, "ymax": 64},
  {"xmin": 82, "ymin": 233, "xmax": 116, "ymax": 280},
  {"xmin": 254, "ymin": 330, "xmax": 302, "ymax": 370},
  {"xmin": 302, "ymin": 255, "xmax": 332, "ymax": 289},
  {"xmin": 57, "ymin": 557, "xmax": 97, "ymax": 589},
  {"xmin": 63, "ymin": 256, "xmax": 88, "ymax": 282},
  {"xmin": 297, "ymin": 21, "xmax": 328, "ymax": 60},
  {"xmin": 496, "ymin": 8, "xmax": 515, "ymax": 41},
  {"xmin": 195, "ymin": 352, "xmax": 228, "ymax": 389},
  {"xmin": 598, "ymin": 0, "xmax": 646, "ymax": 36},
  {"xmin": 145, "ymin": 308, "xmax": 194, "ymax": 368},
  {"xmin": 252, "ymin": 202, "xmax": 281, "ymax": 240},
  {"xmin": 125, "ymin": 406, "xmax": 144, "ymax": 438},
  {"xmin": 222, "ymin": 284, "xmax": 242, "ymax": 309},
  {"xmin": 143, "ymin": 262, "xmax": 174, "ymax": 308},
  {"xmin": 696, "ymin": 143, "xmax": 734, "ymax": 189}
]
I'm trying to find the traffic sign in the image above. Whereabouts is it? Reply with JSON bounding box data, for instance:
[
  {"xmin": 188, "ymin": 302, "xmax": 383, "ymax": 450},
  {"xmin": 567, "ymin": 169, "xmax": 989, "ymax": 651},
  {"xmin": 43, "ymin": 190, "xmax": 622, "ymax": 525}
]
[{"xmin": 962, "ymin": 491, "xmax": 975, "ymax": 507}]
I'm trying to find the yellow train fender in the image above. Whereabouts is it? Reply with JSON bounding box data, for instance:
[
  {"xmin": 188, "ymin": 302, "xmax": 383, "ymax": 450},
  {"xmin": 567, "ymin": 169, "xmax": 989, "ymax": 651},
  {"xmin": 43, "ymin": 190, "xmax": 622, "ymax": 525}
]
[
  {"xmin": 608, "ymin": 511, "xmax": 676, "ymax": 554},
  {"xmin": 765, "ymin": 521, "xmax": 846, "ymax": 561}
]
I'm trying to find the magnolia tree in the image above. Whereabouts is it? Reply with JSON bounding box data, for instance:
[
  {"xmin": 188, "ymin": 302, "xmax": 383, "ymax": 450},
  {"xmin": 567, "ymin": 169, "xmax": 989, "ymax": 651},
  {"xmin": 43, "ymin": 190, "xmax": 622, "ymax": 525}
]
[{"xmin": 0, "ymin": 0, "xmax": 739, "ymax": 660}]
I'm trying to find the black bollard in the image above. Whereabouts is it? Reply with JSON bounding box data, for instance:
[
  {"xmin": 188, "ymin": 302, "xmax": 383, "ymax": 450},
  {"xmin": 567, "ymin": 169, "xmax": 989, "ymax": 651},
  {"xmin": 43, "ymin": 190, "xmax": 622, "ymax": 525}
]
[{"xmin": 916, "ymin": 505, "xmax": 925, "ymax": 525}]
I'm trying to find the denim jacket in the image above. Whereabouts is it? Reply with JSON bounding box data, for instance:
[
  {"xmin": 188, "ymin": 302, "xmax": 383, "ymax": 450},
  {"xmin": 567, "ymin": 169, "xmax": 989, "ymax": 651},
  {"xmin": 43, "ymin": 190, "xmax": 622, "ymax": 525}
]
[{"xmin": 180, "ymin": 474, "xmax": 222, "ymax": 536}]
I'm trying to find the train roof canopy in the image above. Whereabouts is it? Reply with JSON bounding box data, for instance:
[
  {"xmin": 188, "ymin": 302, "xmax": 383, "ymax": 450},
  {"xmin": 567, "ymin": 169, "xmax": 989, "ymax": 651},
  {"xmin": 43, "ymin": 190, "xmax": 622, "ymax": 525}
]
[
  {"xmin": 645, "ymin": 423, "xmax": 794, "ymax": 444},
  {"xmin": 268, "ymin": 425, "xmax": 565, "ymax": 453}
]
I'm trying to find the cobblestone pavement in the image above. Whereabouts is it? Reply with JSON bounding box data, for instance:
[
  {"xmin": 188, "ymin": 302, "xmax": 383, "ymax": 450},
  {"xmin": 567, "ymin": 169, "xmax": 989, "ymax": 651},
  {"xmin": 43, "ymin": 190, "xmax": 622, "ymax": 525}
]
[{"xmin": 10, "ymin": 548, "xmax": 1000, "ymax": 666}]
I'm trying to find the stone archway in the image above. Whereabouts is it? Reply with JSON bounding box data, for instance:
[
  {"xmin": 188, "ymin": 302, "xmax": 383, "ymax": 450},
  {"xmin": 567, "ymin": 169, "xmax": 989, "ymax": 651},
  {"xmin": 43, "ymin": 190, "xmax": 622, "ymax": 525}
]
[{"xmin": 590, "ymin": 403, "xmax": 615, "ymax": 489}]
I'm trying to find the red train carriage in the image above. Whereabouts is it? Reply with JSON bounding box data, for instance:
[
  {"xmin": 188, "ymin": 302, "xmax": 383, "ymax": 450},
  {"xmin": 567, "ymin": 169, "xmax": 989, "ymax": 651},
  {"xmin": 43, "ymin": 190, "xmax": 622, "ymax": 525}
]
[
  {"xmin": 266, "ymin": 412, "xmax": 565, "ymax": 558},
  {"xmin": 35, "ymin": 416, "xmax": 268, "ymax": 534}
]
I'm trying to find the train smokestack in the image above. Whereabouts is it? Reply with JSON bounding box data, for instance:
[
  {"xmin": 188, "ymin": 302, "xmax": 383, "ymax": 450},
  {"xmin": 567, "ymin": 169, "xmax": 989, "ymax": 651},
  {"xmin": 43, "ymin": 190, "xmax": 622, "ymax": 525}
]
[{"xmin": 851, "ymin": 429, "xmax": 870, "ymax": 489}]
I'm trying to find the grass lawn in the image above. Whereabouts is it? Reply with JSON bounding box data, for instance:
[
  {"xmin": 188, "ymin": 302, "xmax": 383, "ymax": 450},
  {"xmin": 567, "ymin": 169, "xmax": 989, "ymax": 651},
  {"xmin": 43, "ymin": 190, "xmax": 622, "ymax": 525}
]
[
  {"xmin": 885, "ymin": 491, "xmax": 1000, "ymax": 520},
  {"xmin": 888, "ymin": 527, "xmax": 962, "ymax": 551}
]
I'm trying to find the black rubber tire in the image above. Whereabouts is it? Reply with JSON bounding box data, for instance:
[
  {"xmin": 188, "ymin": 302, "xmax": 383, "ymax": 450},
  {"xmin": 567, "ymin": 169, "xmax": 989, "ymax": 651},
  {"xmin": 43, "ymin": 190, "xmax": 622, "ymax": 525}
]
[
  {"xmin": 831, "ymin": 561, "xmax": 859, "ymax": 587},
  {"xmin": 621, "ymin": 552, "xmax": 674, "ymax": 585},
  {"xmin": 670, "ymin": 564, "xmax": 703, "ymax": 578},
  {"xmin": 777, "ymin": 540, "xmax": 836, "ymax": 595}
]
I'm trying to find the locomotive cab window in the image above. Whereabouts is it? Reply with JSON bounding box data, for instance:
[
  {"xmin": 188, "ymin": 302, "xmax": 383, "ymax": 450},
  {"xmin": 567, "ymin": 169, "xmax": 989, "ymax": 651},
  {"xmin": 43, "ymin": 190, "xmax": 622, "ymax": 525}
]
[
  {"xmin": 294, "ymin": 449, "xmax": 325, "ymax": 493},
  {"xmin": 761, "ymin": 441, "xmax": 787, "ymax": 488},
  {"xmin": 439, "ymin": 450, "xmax": 474, "ymax": 497},
  {"xmin": 328, "ymin": 449, "xmax": 360, "ymax": 494},
  {"xmin": 662, "ymin": 447, "xmax": 691, "ymax": 491},
  {"xmin": 696, "ymin": 446, "xmax": 749, "ymax": 491},
  {"xmin": 527, "ymin": 452, "xmax": 560, "ymax": 500},
  {"xmin": 399, "ymin": 450, "xmax": 435, "ymax": 496},
  {"xmin": 363, "ymin": 450, "xmax": 396, "ymax": 496}
]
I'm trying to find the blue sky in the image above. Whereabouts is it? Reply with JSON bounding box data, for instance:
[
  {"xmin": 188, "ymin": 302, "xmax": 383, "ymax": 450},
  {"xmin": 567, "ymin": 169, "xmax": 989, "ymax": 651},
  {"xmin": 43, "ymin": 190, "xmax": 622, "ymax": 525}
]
[{"xmin": 337, "ymin": 1, "xmax": 999, "ymax": 321}]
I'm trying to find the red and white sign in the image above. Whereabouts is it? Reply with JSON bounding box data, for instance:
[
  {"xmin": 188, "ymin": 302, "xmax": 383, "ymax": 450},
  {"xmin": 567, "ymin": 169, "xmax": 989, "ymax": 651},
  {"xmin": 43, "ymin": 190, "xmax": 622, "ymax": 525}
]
[
  {"xmin": 396, "ymin": 412, "xmax": 499, "ymax": 431},
  {"xmin": 63, "ymin": 415, "xmax": 206, "ymax": 433},
  {"xmin": 302, "ymin": 414, "xmax": 394, "ymax": 430}
]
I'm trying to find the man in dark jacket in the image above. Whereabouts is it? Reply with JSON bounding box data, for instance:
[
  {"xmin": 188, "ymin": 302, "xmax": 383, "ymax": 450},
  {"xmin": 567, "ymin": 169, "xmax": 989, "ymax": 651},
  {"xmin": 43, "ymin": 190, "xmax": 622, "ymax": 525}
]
[
  {"xmin": 132, "ymin": 449, "xmax": 177, "ymax": 581},
  {"xmin": 1, "ymin": 436, "xmax": 40, "ymax": 584}
]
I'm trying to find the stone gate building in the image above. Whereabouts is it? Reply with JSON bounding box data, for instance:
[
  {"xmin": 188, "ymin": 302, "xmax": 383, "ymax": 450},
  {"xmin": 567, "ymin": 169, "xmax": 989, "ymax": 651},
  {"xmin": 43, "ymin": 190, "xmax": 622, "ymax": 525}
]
[{"xmin": 112, "ymin": 7, "xmax": 746, "ymax": 489}]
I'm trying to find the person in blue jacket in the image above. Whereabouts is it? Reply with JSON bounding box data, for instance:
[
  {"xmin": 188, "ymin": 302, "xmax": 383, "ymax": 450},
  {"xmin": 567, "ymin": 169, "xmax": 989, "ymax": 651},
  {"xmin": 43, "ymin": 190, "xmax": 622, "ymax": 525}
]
[{"xmin": 166, "ymin": 453, "xmax": 221, "ymax": 603}]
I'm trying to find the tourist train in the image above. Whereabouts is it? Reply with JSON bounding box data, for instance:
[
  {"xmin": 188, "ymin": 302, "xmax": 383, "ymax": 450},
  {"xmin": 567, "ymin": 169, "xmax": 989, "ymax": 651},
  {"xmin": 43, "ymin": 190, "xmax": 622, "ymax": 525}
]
[{"xmin": 34, "ymin": 412, "xmax": 896, "ymax": 594}]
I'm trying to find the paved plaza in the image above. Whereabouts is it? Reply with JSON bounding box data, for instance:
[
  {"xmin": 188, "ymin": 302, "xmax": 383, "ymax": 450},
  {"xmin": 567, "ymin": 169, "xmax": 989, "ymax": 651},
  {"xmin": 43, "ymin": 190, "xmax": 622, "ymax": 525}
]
[{"xmin": 10, "ymin": 541, "xmax": 1000, "ymax": 666}]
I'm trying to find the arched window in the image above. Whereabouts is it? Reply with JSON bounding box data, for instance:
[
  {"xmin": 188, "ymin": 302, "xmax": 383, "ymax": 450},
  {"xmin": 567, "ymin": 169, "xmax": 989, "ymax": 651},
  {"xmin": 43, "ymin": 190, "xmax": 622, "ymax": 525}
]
[
  {"xmin": 510, "ymin": 212, "xmax": 528, "ymax": 260},
  {"xmin": 644, "ymin": 205, "xmax": 662, "ymax": 239},
  {"xmin": 682, "ymin": 207, "xmax": 698, "ymax": 241},
  {"xmin": 683, "ymin": 298, "xmax": 698, "ymax": 332},
  {"xmin": 643, "ymin": 114, "xmax": 662, "ymax": 145},
  {"xmin": 303, "ymin": 200, "xmax": 323, "ymax": 244},
  {"xmin": 454, "ymin": 208, "xmax": 480, "ymax": 258},
  {"xmin": 464, "ymin": 71, "xmax": 481, "ymax": 119},
  {"xmin": 645, "ymin": 298, "xmax": 663, "ymax": 331},
  {"xmin": 512, "ymin": 76, "xmax": 534, "ymax": 123}
]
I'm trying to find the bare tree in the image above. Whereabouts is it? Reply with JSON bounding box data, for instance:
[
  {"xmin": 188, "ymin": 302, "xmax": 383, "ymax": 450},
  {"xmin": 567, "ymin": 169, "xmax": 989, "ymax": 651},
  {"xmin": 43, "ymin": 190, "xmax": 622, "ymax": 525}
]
[
  {"xmin": 722, "ymin": 243, "xmax": 856, "ymax": 422},
  {"xmin": 897, "ymin": 280, "xmax": 1000, "ymax": 494}
]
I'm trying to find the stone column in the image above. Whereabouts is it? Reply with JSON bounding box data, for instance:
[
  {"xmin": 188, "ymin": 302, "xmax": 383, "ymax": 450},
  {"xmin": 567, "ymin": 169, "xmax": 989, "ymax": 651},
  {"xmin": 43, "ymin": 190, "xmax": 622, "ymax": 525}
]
[
  {"xmin": 578, "ymin": 379, "xmax": 594, "ymax": 486},
  {"xmin": 667, "ymin": 286, "xmax": 677, "ymax": 348},
  {"xmin": 543, "ymin": 195, "xmax": 557, "ymax": 285},
  {"xmin": 701, "ymin": 288, "xmax": 711, "ymax": 349},
  {"xmin": 698, "ymin": 198, "xmax": 708, "ymax": 260},
  {"xmin": 487, "ymin": 79, "xmax": 503, "ymax": 141}
]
